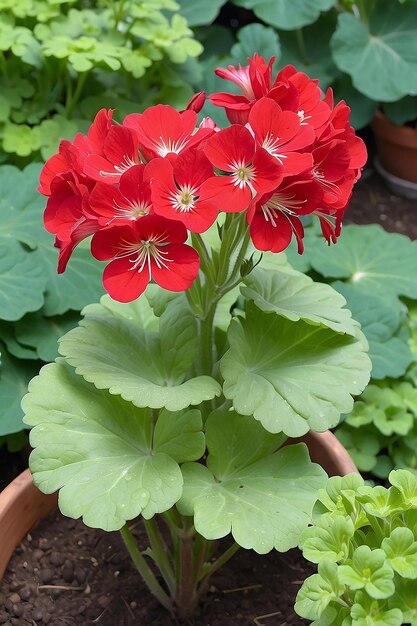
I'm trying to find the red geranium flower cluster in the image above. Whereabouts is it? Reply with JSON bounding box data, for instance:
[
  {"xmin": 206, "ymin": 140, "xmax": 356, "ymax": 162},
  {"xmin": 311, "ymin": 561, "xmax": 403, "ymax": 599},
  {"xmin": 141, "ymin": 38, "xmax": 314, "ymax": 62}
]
[{"xmin": 40, "ymin": 54, "xmax": 366, "ymax": 303}]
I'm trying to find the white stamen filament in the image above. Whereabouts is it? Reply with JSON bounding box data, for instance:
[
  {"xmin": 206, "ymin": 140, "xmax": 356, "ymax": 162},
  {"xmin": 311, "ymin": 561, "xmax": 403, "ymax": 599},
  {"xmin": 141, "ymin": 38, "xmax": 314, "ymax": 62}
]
[
  {"xmin": 110, "ymin": 198, "xmax": 152, "ymax": 222},
  {"xmin": 229, "ymin": 159, "xmax": 256, "ymax": 190},
  {"xmin": 313, "ymin": 169, "xmax": 341, "ymax": 194},
  {"xmin": 114, "ymin": 233, "xmax": 173, "ymax": 279},
  {"xmin": 149, "ymin": 135, "xmax": 190, "ymax": 158},
  {"xmin": 298, "ymin": 110, "xmax": 312, "ymax": 125},
  {"xmin": 99, "ymin": 154, "xmax": 138, "ymax": 178},
  {"xmin": 169, "ymin": 184, "xmax": 199, "ymax": 213},
  {"xmin": 261, "ymin": 192, "xmax": 307, "ymax": 227},
  {"xmin": 262, "ymin": 132, "xmax": 287, "ymax": 165}
]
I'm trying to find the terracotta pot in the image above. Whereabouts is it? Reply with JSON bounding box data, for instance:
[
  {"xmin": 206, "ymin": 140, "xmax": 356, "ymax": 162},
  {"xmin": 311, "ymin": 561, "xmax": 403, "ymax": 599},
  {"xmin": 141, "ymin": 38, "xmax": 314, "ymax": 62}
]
[
  {"xmin": 372, "ymin": 110, "xmax": 417, "ymax": 183},
  {"xmin": 0, "ymin": 469, "xmax": 57, "ymax": 578},
  {"xmin": 0, "ymin": 431, "xmax": 356, "ymax": 580}
]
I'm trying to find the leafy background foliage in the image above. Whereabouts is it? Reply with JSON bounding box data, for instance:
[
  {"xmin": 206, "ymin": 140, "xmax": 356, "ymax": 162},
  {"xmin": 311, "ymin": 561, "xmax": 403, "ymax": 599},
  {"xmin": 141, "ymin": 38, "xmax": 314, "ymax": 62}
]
[
  {"xmin": 0, "ymin": 0, "xmax": 203, "ymax": 163},
  {"xmin": 291, "ymin": 223, "xmax": 417, "ymax": 478},
  {"xmin": 179, "ymin": 0, "xmax": 417, "ymax": 129},
  {"xmin": 0, "ymin": 162, "xmax": 104, "ymax": 436},
  {"xmin": 296, "ymin": 471, "xmax": 417, "ymax": 625}
]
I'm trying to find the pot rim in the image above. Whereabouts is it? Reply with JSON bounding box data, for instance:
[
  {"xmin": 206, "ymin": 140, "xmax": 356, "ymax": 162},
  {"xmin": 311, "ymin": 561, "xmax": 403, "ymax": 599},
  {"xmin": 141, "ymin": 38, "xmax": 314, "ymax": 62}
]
[{"xmin": 0, "ymin": 430, "xmax": 356, "ymax": 580}]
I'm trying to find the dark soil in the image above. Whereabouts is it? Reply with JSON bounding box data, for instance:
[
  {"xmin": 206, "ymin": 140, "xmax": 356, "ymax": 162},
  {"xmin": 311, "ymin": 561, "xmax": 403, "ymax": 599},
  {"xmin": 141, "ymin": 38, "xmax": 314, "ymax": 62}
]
[
  {"xmin": 346, "ymin": 166, "xmax": 417, "ymax": 239},
  {"xmin": 0, "ymin": 511, "xmax": 313, "ymax": 626}
]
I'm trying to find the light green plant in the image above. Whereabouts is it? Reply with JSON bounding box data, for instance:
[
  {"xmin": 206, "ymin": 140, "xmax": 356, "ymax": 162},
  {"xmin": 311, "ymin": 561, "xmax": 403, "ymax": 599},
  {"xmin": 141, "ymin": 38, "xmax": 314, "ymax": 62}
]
[
  {"xmin": 296, "ymin": 470, "xmax": 417, "ymax": 625},
  {"xmin": 0, "ymin": 0, "xmax": 202, "ymax": 162}
]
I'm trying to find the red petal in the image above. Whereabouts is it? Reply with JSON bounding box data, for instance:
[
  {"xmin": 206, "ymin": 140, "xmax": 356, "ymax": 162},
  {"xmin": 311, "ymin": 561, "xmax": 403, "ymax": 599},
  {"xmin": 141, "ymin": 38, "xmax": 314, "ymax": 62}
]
[
  {"xmin": 151, "ymin": 243, "xmax": 200, "ymax": 292},
  {"xmin": 199, "ymin": 176, "xmax": 252, "ymax": 213},
  {"xmin": 250, "ymin": 209, "xmax": 293, "ymax": 253},
  {"xmin": 102, "ymin": 257, "xmax": 150, "ymax": 302},
  {"xmin": 204, "ymin": 125, "xmax": 255, "ymax": 172},
  {"xmin": 251, "ymin": 148, "xmax": 283, "ymax": 194}
]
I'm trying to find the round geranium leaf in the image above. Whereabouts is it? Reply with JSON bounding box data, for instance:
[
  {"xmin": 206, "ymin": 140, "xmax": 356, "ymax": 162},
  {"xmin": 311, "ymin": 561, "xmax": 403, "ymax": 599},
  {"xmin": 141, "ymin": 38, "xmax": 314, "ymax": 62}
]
[
  {"xmin": 331, "ymin": 2, "xmax": 417, "ymax": 101},
  {"xmin": 0, "ymin": 243, "xmax": 46, "ymax": 321},
  {"xmin": 177, "ymin": 410, "xmax": 326, "ymax": 553},
  {"xmin": 241, "ymin": 267, "xmax": 357, "ymax": 336},
  {"xmin": 23, "ymin": 361, "xmax": 205, "ymax": 531},
  {"xmin": 0, "ymin": 342, "xmax": 39, "ymax": 436},
  {"xmin": 59, "ymin": 296, "xmax": 221, "ymax": 411},
  {"xmin": 220, "ymin": 303, "xmax": 371, "ymax": 437},
  {"xmin": 333, "ymin": 282, "xmax": 413, "ymax": 380},
  {"xmin": 233, "ymin": 0, "xmax": 337, "ymax": 30},
  {"xmin": 308, "ymin": 225, "xmax": 417, "ymax": 302}
]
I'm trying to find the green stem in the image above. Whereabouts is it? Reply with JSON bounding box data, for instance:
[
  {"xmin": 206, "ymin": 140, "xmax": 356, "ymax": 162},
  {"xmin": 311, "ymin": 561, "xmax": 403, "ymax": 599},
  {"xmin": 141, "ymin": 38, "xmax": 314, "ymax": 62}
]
[
  {"xmin": 143, "ymin": 518, "xmax": 176, "ymax": 594},
  {"xmin": 296, "ymin": 29, "xmax": 307, "ymax": 65},
  {"xmin": 66, "ymin": 71, "xmax": 88, "ymax": 118},
  {"xmin": 196, "ymin": 302, "xmax": 216, "ymax": 376},
  {"xmin": 176, "ymin": 526, "xmax": 199, "ymax": 619},
  {"xmin": 120, "ymin": 524, "xmax": 173, "ymax": 613},
  {"xmin": 198, "ymin": 542, "xmax": 240, "ymax": 589}
]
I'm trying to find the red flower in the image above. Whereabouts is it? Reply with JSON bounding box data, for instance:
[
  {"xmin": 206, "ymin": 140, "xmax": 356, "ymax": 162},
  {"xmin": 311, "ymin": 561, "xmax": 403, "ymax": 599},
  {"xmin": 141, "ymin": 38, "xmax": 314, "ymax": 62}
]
[
  {"xmin": 124, "ymin": 104, "xmax": 213, "ymax": 162},
  {"xmin": 91, "ymin": 215, "xmax": 200, "ymax": 302},
  {"xmin": 247, "ymin": 176, "xmax": 323, "ymax": 253},
  {"xmin": 210, "ymin": 56, "xmax": 332, "ymax": 131},
  {"xmin": 38, "ymin": 109, "xmax": 115, "ymax": 195},
  {"xmin": 201, "ymin": 125, "xmax": 283, "ymax": 213},
  {"xmin": 83, "ymin": 125, "xmax": 141, "ymax": 184},
  {"xmin": 273, "ymin": 66, "xmax": 331, "ymax": 131},
  {"xmin": 183, "ymin": 91, "xmax": 206, "ymax": 113},
  {"xmin": 248, "ymin": 98, "xmax": 314, "ymax": 176},
  {"xmin": 150, "ymin": 148, "xmax": 218, "ymax": 233},
  {"xmin": 88, "ymin": 164, "xmax": 153, "ymax": 226},
  {"xmin": 44, "ymin": 172, "xmax": 99, "ymax": 272},
  {"xmin": 210, "ymin": 53, "xmax": 275, "ymax": 124}
]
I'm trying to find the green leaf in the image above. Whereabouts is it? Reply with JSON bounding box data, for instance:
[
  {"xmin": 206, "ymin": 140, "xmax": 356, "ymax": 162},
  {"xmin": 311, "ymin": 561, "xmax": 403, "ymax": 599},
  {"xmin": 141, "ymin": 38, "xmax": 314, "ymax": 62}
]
[
  {"xmin": 220, "ymin": 302, "xmax": 371, "ymax": 437},
  {"xmin": 36, "ymin": 230, "xmax": 105, "ymax": 316},
  {"xmin": 231, "ymin": 24, "xmax": 281, "ymax": 63},
  {"xmin": 301, "ymin": 514, "xmax": 355, "ymax": 563},
  {"xmin": 0, "ymin": 321, "xmax": 38, "ymax": 360},
  {"xmin": 241, "ymin": 267, "xmax": 357, "ymax": 336},
  {"xmin": 309, "ymin": 225, "xmax": 417, "ymax": 301},
  {"xmin": 382, "ymin": 528, "xmax": 417, "ymax": 579},
  {"xmin": 2, "ymin": 123, "xmax": 41, "ymax": 156},
  {"xmin": 59, "ymin": 296, "xmax": 221, "ymax": 411},
  {"xmin": 350, "ymin": 594, "xmax": 403, "ymax": 626},
  {"xmin": 295, "ymin": 560, "xmax": 344, "ymax": 620},
  {"xmin": 335, "ymin": 425, "xmax": 382, "ymax": 472},
  {"xmin": 389, "ymin": 469, "xmax": 417, "ymax": 508},
  {"xmin": 153, "ymin": 408, "xmax": 205, "ymax": 463},
  {"xmin": 332, "ymin": 75, "xmax": 377, "ymax": 129},
  {"xmin": 396, "ymin": 579, "xmax": 417, "ymax": 626},
  {"xmin": 232, "ymin": 0, "xmax": 337, "ymax": 30},
  {"xmin": 338, "ymin": 546, "xmax": 394, "ymax": 599},
  {"xmin": 357, "ymin": 484, "xmax": 403, "ymax": 519},
  {"xmin": 178, "ymin": 410, "xmax": 326, "ymax": 553},
  {"xmin": 14, "ymin": 310, "xmax": 81, "ymax": 362},
  {"xmin": 177, "ymin": 0, "xmax": 227, "ymax": 26},
  {"xmin": 333, "ymin": 282, "xmax": 413, "ymax": 379},
  {"xmin": 0, "ymin": 163, "xmax": 45, "ymax": 249},
  {"xmin": 23, "ymin": 360, "xmax": 205, "ymax": 531},
  {"xmin": 384, "ymin": 96, "xmax": 417, "ymax": 126},
  {"xmin": 278, "ymin": 15, "xmax": 339, "ymax": 90},
  {"xmin": 331, "ymin": 2, "xmax": 417, "ymax": 102},
  {"xmin": 0, "ymin": 243, "xmax": 46, "ymax": 321},
  {"xmin": 0, "ymin": 343, "xmax": 39, "ymax": 436}
]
